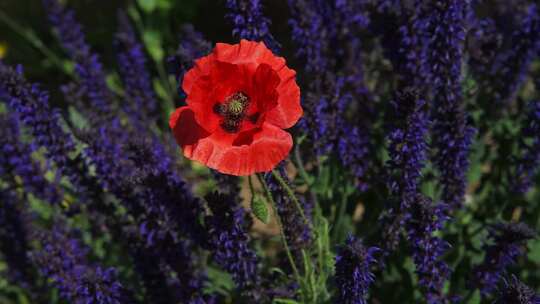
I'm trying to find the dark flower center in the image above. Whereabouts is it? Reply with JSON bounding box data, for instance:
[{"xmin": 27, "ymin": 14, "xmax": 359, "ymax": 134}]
[{"xmin": 214, "ymin": 92, "xmax": 259, "ymax": 133}]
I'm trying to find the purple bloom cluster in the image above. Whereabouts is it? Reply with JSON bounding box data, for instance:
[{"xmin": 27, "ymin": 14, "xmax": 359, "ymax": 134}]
[
  {"xmin": 288, "ymin": 0, "xmax": 371, "ymax": 188},
  {"xmin": 334, "ymin": 235, "xmax": 378, "ymax": 304},
  {"xmin": 225, "ymin": 0, "xmax": 280, "ymax": 53},
  {"xmin": 264, "ymin": 165, "xmax": 312, "ymax": 259},
  {"xmin": 30, "ymin": 222, "xmax": 134, "ymax": 304},
  {"xmin": 0, "ymin": 62, "xmax": 102, "ymax": 204},
  {"xmin": 471, "ymin": 222, "xmax": 536, "ymax": 296},
  {"xmin": 428, "ymin": 0, "xmax": 475, "ymax": 211},
  {"xmin": 406, "ymin": 194, "xmax": 451, "ymax": 304},
  {"xmin": 0, "ymin": 190, "xmax": 35, "ymax": 293},
  {"xmin": 382, "ymin": 89, "xmax": 430, "ymax": 250},
  {"xmin": 115, "ymin": 11, "xmax": 158, "ymax": 126},
  {"xmin": 473, "ymin": 4, "xmax": 540, "ymax": 104},
  {"xmin": 43, "ymin": 0, "xmax": 116, "ymax": 123},
  {"xmin": 494, "ymin": 275, "xmax": 540, "ymax": 304},
  {"xmin": 0, "ymin": 113, "xmax": 60, "ymax": 204},
  {"xmin": 168, "ymin": 25, "xmax": 212, "ymax": 87},
  {"xmin": 205, "ymin": 192, "xmax": 260, "ymax": 293},
  {"xmin": 382, "ymin": 88, "xmax": 451, "ymax": 302}
]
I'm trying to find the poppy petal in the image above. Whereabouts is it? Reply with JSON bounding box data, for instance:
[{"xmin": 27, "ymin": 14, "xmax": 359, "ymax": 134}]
[
  {"xmin": 183, "ymin": 122, "xmax": 292, "ymax": 176},
  {"xmin": 169, "ymin": 106, "xmax": 211, "ymax": 157},
  {"xmin": 214, "ymin": 40, "xmax": 270, "ymax": 65},
  {"xmin": 265, "ymin": 64, "xmax": 302, "ymax": 129},
  {"xmin": 182, "ymin": 54, "xmax": 213, "ymax": 95}
]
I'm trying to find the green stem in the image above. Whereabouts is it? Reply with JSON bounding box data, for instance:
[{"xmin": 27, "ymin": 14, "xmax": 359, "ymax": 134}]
[
  {"xmin": 0, "ymin": 10, "xmax": 67, "ymax": 73},
  {"xmin": 271, "ymin": 169, "xmax": 308, "ymax": 224},
  {"xmin": 256, "ymin": 174, "xmax": 302, "ymax": 286},
  {"xmin": 294, "ymin": 144, "xmax": 312, "ymax": 185},
  {"xmin": 248, "ymin": 174, "xmax": 256, "ymax": 205}
]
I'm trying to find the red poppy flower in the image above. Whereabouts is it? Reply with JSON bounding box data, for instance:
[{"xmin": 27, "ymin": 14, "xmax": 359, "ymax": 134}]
[{"xmin": 169, "ymin": 40, "xmax": 302, "ymax": 176}]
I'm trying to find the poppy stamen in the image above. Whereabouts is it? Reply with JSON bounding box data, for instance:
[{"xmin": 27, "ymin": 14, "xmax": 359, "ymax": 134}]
[{"xmin": 216, "ymin": 91, "xmax": 251, "ymax": 133}]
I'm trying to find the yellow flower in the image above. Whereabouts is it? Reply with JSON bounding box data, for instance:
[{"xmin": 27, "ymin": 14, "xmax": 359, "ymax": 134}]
[{"xmin": 0, "ymin": 42, "xmax": 8, "ymax": 59}]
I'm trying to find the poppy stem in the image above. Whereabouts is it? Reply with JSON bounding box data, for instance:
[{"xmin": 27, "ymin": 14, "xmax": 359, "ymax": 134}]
[
  {"xmin": 256, "ymin": 173, "xmax": 302, "ymax": 290},
  {"xmin": 270, "ymin": 169, "xmax": 309, "ymax": 225},
  {"xmin": 248, "ymin": 175, "xmax": 255, "ymax": 203}
]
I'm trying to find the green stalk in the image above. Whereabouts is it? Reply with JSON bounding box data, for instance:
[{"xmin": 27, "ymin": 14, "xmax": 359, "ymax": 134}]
[
  {"xmin": 256, "ymin": 173, "xmax": 302, "ymax": 293},
  {"xmin": 0, "ymin": 10, "xmax": 68, "ymax": 74},
  {"xmin": 270, "ymin": 169, "xmax": 309, "ymax": 225}
]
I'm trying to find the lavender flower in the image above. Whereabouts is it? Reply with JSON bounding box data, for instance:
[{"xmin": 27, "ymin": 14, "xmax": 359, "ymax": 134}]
[
  {"xmin": 406, "ymin": 195, "xmax": 451, "ymax": 304},
  {"xmin": 211, "ymin": 170, "xmax": 241, "ymax": 199},
  {"xmin": 382, "ymin": 90, "xmax": 451, "ymax": 302},
  {"xmin": 428, "ymin": 0, "xmax": 475, "ymax": 211},
  {"xmin": 168, "ymin": 25, "xmax": 211, "ymax": 82},
  {"xmin": 288, "ymin": 1, "xmax": 372, "ymax": 188},
  {"xmin": 382, "ymin": 89, "xmax": 429, "ymax": 252},
  {"xmin": 264, "ymin": 165, "xmax": 312, "ymax": 259},
  {"xmin": 486, "ymin": 4, "xmax": 540, "ymax": 104},
  {"xmin": 115, "ymin": 11, "xmax": 158, "ymax": 125},
  {"xmin": 225, "ymin": 0, "xmax": 280, "ymax": 53},
  {"xmin": 0, "ymin": 113, "xmax": 61, "ymax": 204},
  {"xmin": 205, "ymin": 192, "xmax": 260, "ymax": 292},
  {"xmin": 30, "ymin": 222, "xmax": 134, "ymax": 304},
  {"xmin": 514, "ymin": 100, "xmax": 540, "ymax": 193},
  {"xmin": 471, "ymin": 222, "xmax": 536, "ymax": 296},
  {"xmin": 386, "ymin": 89, "xmax": 429, "ymax": 207},
  {"xmin": 0, "ymin": 190, "xmax": 36, "ymax": 292},
  {"xmin": 43, "ymin": 0, "xmax": 115, "ymax": 122},
  {"xmin": 0, "ymin": 62, "xmax": 102, "ymax": 203},
  {"xmin": 494, "ymin": 275, "xmax": 540, "ymax": 304},
  {"xmin": 334, "ymin": 235, "xmax": 378, "ymax": 304},
  {"xmin": 129, "ymin": 247, "xmax": 179, "ymax": 303}
]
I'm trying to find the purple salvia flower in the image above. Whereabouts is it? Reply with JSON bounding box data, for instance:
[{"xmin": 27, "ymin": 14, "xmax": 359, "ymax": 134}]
[
  {"xmin": 30, "ymin": 222, "xmax": 134, "ymax": 304},
  {"xmin": 0, "ymin": 113, "xmax": 61, "ymax": 204},
  {"xmin": 334, "ymin": 235, "xmax": 378, "ymax": 304},
  {"xmin": 82, "ymin": 132, "xmax": 208, "ymax": 303},
  {"xmin": 289, "ymin": 1, "xmax": 372, "ymax": 188},
  {"xmin": 514, "ymin": 99, "xmax": 540, "ymax": 193},
  {"xmin": 386, "ymin": 89, "xmax": 429, "ymax": 207},
  {"xmin": 225, "ymin": 0, "xmax": 280, "ymax": 53},
  {"xmin": 382, "ymin": 89, "xmax": 429, "ymax": 252},
  {"xmin": 0, "ymin": 190, "xmax": 37, "ymax": 295},
  {"xmin": 264, "ymin": 165, "xmax": 313, "ymax": 260},
  {"xmin": 211, "ymin": 169, "xmax": 241, "ymax": 199},
  {"xmin": 168, "ymin": 24, "xmax": 211, "ymax": 86},
  {"xmin": 205, "ymin": 192, "xmax": 260, "ymax": 295},
  {"xmin": 0, "ymin": 62, "xmax": 102, "ymax": 203},
  {"xmin": 406, "ymin": 194, "xmax": 451, "ymax": 304},
  {"xmin": 43, "ymin": 0, "xmax": 115, "ymax": 122},
  {"xmin": 115, "ymin": 11, "xmax": 158, "ymax": 125},
  {"xmin": 382, "ymin": 89, "xmax": 450, "ymax": 302},
  {"xmin": 494, "ymin": 275, "xmax": 540, "ymax": 304},
  {"xmin": 470, "ymin": 222, "xmax": 536, "ymax": 297},
  {"xmin": 129, "ymin": 247, "xmax": 180, "ymax": 304},
  {"xmin": 487, "ymin": 4, "xmax": 540, "ymax": 104},
  {"xmin": 428, "ymin": 0, "xmax": 475, "ymax": 211},
  {"xmin": 394, "ymin": 0, "xmax": 432, "ymax": 89},
  {"xmin": 122, "ymin": 139, "xmax": 208, "ymax": 302}
]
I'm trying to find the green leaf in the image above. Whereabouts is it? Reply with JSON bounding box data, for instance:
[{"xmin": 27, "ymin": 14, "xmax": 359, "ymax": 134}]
[
  {"xmin": 142, "ymin": 30, "xmax": 164, "ymax": 62},
  {"xmin": 468, "ymin": 290, "xmax": 481, "ymax": 304},
  {"xmin": 527, "ymin": 238, "xmax": 540, "ymax": 264},
  {"xmin": 251, "ymin": 195, "xmax": 269, "ymax": 224},
  {"xmin": 273, "ymin": 299, "xmax": 301, "ymax": 304},
  {"xmin": 137, "ymin": 0, "xmax": 157, "ymax": 13},
  {"xmin": 68, "ymin": 106, "xmax": 89, "ymax": 130}
]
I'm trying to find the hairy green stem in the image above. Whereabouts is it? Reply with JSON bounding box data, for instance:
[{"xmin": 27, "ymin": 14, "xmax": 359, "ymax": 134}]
[
  {"xmin": 256, "ymin": 173, "xmax": 302, "ymax": 290},
  {"xmin": 270, "ymin": 169, "xmax": 309, "ymax": 224},
  {"xmin": 0, "ymin": 10, "xmax": 68, "ymax": 74}
]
